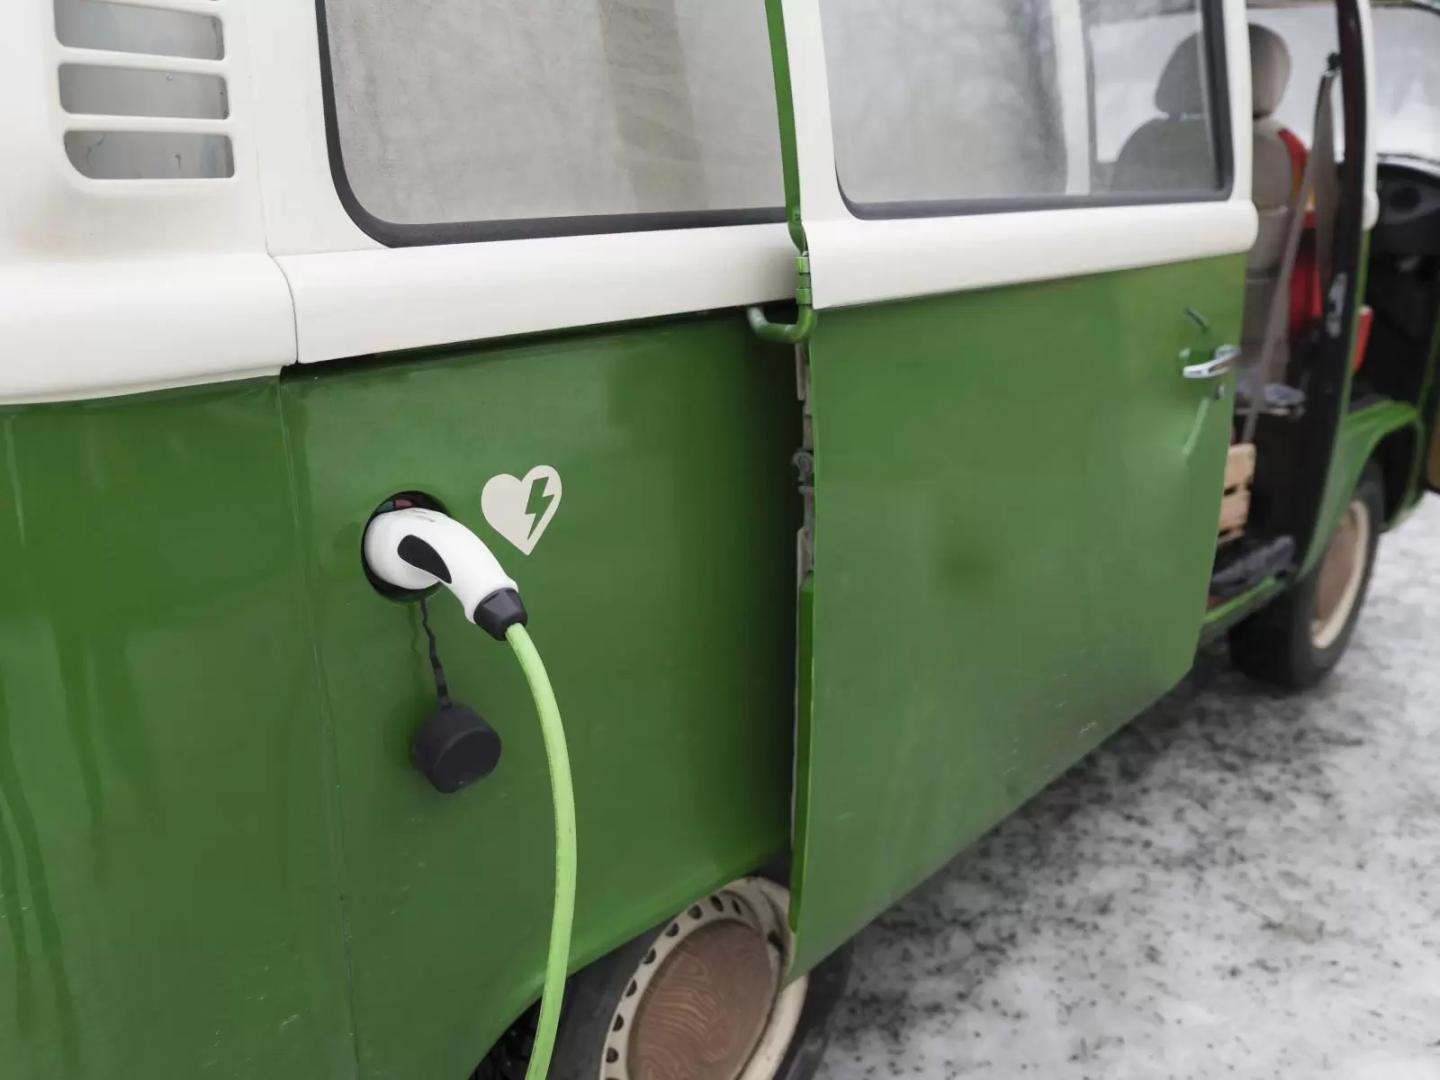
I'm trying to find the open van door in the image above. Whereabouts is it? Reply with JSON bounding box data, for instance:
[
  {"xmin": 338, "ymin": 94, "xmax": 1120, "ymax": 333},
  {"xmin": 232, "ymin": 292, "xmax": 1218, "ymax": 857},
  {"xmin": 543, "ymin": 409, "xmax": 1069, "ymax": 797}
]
[{"xmin": 767, "ymin": 0, "xmax": 1257, "ymax": 974}]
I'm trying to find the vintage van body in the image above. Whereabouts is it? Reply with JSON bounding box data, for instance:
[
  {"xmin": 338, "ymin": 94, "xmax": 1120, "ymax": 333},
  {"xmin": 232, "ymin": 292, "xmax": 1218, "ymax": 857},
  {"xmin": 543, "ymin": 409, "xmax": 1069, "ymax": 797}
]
[{"xmin": 1, "ymin": 0, "xmax": 1437, "ymax": 1077}]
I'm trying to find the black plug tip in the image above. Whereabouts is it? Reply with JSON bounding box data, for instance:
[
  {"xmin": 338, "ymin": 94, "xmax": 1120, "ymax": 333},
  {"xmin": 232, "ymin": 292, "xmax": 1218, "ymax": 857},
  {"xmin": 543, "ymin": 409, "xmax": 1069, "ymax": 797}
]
[{"xmin": 473, "ymin": 588, "xmax": 527, "ymax": 641}]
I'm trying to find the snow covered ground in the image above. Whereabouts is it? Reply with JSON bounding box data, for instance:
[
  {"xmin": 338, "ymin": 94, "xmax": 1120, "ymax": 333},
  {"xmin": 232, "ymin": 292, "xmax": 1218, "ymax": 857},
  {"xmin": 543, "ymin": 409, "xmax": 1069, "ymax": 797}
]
[{"xmin": 820, "ymin": 497, "xmax": 1440, "ymax": 1080}]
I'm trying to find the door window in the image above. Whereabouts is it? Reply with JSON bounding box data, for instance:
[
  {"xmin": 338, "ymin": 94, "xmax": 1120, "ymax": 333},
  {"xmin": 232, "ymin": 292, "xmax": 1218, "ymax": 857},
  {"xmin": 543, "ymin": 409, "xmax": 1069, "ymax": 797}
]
[
  {"xmin": 818, "ymin": 0, "xmax": 1227, "ymax": 213},
  {"xmin": 318, "ymin": 0, "xmax": 783, "ymax": 240}
]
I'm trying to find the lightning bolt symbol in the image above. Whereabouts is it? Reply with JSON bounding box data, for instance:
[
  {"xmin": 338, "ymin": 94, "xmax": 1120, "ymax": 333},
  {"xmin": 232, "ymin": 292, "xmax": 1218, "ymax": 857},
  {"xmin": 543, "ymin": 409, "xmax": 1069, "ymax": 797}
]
[{"xmin": 524, "ymin": 475, "xmax": 554, "ymax": 539}]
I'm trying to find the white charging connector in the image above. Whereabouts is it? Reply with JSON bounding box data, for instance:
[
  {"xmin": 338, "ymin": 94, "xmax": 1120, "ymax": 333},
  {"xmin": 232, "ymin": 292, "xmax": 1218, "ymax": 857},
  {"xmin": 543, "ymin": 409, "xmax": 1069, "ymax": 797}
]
[{"xmin": 363, "ymin": 506, "xmax": 526, "ymax": 638}]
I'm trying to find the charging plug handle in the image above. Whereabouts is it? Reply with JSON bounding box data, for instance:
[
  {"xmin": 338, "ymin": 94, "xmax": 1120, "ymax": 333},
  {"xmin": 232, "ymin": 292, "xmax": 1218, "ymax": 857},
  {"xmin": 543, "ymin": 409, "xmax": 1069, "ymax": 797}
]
[{"xmin": 363, "ymin": 507, "xmax": 527, "ymax": 640}]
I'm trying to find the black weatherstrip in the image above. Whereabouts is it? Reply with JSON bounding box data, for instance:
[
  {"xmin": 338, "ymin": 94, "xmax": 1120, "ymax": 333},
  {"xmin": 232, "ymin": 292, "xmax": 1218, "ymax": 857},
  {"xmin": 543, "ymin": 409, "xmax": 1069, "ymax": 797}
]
[{"xmin": 1286, "ymin": 0, "xmax": 1371, "ymax": 559}]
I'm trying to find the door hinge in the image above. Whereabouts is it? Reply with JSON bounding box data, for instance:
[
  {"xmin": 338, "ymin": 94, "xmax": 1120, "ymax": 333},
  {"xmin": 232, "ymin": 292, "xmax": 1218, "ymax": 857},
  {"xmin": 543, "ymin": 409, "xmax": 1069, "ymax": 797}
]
[
  {"xmin": 794, "ymin": 348, "xmax": 815, "ymax": 582},
  {"xmin": 747, "ymin": 254, "xmax": 815, "ymax": 345}
]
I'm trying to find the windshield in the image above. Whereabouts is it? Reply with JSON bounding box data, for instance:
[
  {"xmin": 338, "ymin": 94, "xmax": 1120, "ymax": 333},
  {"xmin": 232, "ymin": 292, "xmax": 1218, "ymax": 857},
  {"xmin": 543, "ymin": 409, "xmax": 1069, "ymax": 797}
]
[
  {"xmin": 1251, "ymin": 3, "xmax": 1440, "ymax": 163},
  {"xmin": 1372, "ymin": 5, "xmax": 1440, "ymax": 163}
]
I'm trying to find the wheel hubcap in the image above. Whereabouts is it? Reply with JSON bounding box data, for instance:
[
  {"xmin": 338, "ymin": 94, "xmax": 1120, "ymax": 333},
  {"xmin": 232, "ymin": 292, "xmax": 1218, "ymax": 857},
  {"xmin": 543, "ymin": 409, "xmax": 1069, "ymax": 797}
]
[
  {"xmin": 1310, "ymin": 497, "xmax": 1370, "ymax": 650},
  {"xmin": 630, "ymin": 920, "xmax": 777, "ymax": 1080},
  {"xmin": 602, "ymin": 879, "xmax": 807, "ymax": 1080}
]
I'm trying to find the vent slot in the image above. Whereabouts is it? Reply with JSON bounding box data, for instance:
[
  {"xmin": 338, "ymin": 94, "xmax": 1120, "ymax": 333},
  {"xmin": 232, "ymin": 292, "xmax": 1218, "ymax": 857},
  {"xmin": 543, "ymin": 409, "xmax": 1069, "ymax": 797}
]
[
  {"xmin": 65, "ymin": 130, "xmax": 234, "ymax": 179},
  {"xmin": 60, "ymin": 65, "xmax": 228, "ymax": 120},
  {"xmin": 54, "ymin": 0, "xmax": 223, "ymax": 61},
  {"xmin": 53, "ymin": 0, "xmax": 234, "ymax": 182}
]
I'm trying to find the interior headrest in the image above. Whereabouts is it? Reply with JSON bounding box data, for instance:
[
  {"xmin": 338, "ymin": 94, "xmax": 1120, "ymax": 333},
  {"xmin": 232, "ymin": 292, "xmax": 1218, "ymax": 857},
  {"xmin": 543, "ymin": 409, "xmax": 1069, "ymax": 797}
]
[
  {"xmin": 1249, "ymin": 24, "xmax": 1292, "ymax": 118},
  {"xmin": 1154, "ymin": 34, "xmax": 1208, "ymax": 116},
  {"xmin": 1154, "ymin": 26, "xmax": 1293, "ymax": 119}
]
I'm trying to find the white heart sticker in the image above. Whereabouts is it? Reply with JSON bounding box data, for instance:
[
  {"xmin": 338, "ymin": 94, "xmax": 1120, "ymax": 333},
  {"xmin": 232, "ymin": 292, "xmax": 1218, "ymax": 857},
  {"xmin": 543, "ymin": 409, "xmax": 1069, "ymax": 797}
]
[{"xmin": 481, "ymin": 466, "xmax": 563, "ymax": 555}]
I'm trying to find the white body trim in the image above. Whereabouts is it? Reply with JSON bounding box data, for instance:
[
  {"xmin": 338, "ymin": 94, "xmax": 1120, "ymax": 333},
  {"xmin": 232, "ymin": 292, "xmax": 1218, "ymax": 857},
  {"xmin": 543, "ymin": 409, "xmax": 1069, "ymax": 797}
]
[
  {"xmin": 1050, "ymin": 0, "xmax": 1095, "ymax": 198},
  {"xmin": 1357, "ymin": 0, "xmax": 1380, "ymax": 230},
  {"xmin": 801, "ymin": 203, "xmax": 1259, "ymax": 312},
  {"xmin": 247, "ymin": 0, "xmax": 794, "ymax": 365},
  {"xmin": 248, "ymin": 0, "xmax": 373, "ymax": 258},
  {"xmin": 0, "ymin": 257, "xmax": 291, "ymax": 404},
  {"xmin": 277, "ymin": 226, "xmax": 794, "ymax": 366},
  {"xmin": 0, "ymin": 0, "xmax": 295, "ymax": 404},
  {"xmin": 0, "ymin": 0, "xmax": 1381, "ymax": 402}
]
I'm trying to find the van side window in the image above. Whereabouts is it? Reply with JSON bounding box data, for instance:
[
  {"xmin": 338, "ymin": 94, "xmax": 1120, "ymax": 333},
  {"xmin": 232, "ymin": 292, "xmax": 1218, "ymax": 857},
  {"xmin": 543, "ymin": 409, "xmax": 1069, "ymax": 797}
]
[
  {"xmin": 1089, "ymin": 0, "xmax": 1224, "ymax": 195},
  {"xmin": 820, "ymin": 0, "xmax": 1226, "ymax": 214},
  {"xmin": 319, "ymin": 1, "xmax": 783, "ymax": 243}
]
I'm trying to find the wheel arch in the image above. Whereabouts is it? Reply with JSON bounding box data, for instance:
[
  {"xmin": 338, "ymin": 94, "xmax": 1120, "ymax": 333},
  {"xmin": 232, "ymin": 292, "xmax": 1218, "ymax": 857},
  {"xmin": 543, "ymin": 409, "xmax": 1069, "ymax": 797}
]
[
  {"xmin": 1302, "ymin": 402, "xmax": 1420, "ymax": 577},
  {"xmin": 472, "ymin": 871, "xmax": 852, "ymax": 1080},
  {"xmin": 1372, "ymin": 423, "xmax": 1421, "ymax": 523}
]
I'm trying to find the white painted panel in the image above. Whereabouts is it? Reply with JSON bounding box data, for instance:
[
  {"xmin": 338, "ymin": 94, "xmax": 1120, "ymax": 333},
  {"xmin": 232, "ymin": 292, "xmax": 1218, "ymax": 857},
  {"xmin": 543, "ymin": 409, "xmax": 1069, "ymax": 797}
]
[
  {"xmin": 248, "ymin": 0, "xmax": 375, "ymax": 256},
  {"xmin": 780, "ymin": 0, "xmax": 1258, "ymax": 310},
  {"xmin": 805, "ymin": 201, "xmax": 1258, "ymax": 311},
  {"xmin": 1, "ymin": 0, "xmax": 1291, "ymax": 404},
  {"xmin": 0, "ymin": 0, "xmax": 296, "ymax": 404},
  {"xmin": 0, "ymin": 256, "xmax": 292, "ymax": 404},
  {"xmin": 280, "ymin": 224, "xmax": 795, "ymax": 364},
  {"xmin": 1224, "ymin": 0, "xmax": 1255, "ymax": 206},
  {"xmin": 1358, "ymin": 0, "xmax": 1378, "ymax": 230},
  {"xmin": 2, "ymin": 0, "xmax": 266, "ymax": 259},
  {"xmin": 250, "ymin": 0, "xmax": 795, "ymax": 368},
  {"xmin": 1051, "ymin": 0, "xmax": 1093, "ymax": 196}
]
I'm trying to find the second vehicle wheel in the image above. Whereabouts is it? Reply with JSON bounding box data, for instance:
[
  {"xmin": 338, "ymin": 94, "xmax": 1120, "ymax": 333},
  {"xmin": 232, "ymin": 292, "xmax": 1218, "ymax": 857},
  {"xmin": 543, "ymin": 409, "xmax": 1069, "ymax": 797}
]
[
  {"xmin": 475, "ymin": 876, "xmax": 851, "ymax": 1080},
  {"xmin": 1229, "ymin": 461, "xmax": 1385, "ymax": 689}
]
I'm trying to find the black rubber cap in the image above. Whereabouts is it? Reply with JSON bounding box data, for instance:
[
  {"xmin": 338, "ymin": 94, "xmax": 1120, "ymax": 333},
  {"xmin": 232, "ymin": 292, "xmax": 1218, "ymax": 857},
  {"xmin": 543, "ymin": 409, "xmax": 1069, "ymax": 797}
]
[
  {"xmin": 473, "ymin": 588, "xmax": 527, "ymax": 641},
  {"xmin": 411, "ymin": 702, "xmax": 502, "ymax": 794}
]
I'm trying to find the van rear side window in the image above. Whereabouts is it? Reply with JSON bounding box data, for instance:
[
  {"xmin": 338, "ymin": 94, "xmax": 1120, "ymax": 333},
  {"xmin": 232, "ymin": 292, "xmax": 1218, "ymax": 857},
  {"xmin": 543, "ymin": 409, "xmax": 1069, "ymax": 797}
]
[
  {"xmin": 317, "ymin": 0, "xmax": 784, "ymax": 244},
  {"xmin": 820, "ymin": 0, "xmax": 1228, "ymax": 215}
]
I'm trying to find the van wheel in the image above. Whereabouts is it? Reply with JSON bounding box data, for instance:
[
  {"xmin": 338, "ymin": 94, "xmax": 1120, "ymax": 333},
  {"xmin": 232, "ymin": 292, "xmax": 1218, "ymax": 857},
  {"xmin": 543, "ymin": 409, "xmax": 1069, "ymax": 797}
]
[
  {"xmin": 474, "ymin": 877, "xmax": 851, "ymax": 1080},
  {"xmin": 1228, "ymin": 462, "xmax": 1384, "ymax": 689}
]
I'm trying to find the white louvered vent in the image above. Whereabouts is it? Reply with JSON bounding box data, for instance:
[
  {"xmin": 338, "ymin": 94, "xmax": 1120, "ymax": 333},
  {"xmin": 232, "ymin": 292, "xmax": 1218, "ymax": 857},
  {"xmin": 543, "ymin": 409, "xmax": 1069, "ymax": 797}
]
[
  {"xmin": 54, "ymin": 0, "xmax": 233, "ymax": 179},
  {"xmin": 0, "ymin": 0, "xmax": 292, "ymax": 405}
]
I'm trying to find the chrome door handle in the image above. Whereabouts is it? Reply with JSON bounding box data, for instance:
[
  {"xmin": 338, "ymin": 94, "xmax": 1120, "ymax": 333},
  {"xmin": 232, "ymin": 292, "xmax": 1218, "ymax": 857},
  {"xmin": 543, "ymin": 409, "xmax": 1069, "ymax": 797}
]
[{"xmin": 1182, "ymin": 344, "xmax": 1241, "ymax": 379}]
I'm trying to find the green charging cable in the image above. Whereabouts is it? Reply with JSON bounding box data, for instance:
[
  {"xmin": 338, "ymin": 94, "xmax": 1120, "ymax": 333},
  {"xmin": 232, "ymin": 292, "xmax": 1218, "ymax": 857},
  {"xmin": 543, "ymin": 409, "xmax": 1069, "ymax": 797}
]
[
  {"xmin": 362, "ymin": 505, "xmax": 576, "ymax": 1076},
  {"xmin": 506, "ymin": 623, "xmax": 577, "ymax": 1080}
]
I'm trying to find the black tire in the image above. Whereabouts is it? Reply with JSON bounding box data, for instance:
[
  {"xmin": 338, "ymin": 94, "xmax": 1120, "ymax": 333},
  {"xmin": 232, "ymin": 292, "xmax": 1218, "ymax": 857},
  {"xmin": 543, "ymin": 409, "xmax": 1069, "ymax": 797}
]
[
  {"xmin": 474, "ymin": 878, "xmax": 852, "ymax": 1080},
  {"xmin": 1228, "ymin": 461, "xmax": 1384, "ymax": 689}
]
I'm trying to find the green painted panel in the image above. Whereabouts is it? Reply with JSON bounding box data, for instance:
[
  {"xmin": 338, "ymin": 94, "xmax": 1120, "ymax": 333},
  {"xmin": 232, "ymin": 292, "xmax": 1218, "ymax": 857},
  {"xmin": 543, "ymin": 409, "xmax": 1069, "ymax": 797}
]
[
  {"xmin": 280, "ymin": 314, "xmax": 799, "ymax": 1079},
  {"xmin": 0, "ymin": 382, "xmax": 352, "ymax": 1079},
  {"xmin": 1199, "ymin": 576, "xmax": 1284, "ymax": 641},
  {"xmin": 791, "ymin": 256, "xmax": 1244, "ymax": 974},
  {"xmin": 1304, "ymin": 400, "xmax": 1419, "ymax": 575}
]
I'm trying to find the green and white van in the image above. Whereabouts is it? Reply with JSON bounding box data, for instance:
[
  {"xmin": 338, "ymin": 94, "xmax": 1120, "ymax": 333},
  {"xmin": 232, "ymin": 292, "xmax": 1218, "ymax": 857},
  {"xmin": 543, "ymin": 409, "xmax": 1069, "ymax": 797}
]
[{"xmin": 2, "ymin": 0, "xmax": 1438, "ymax": 1077}]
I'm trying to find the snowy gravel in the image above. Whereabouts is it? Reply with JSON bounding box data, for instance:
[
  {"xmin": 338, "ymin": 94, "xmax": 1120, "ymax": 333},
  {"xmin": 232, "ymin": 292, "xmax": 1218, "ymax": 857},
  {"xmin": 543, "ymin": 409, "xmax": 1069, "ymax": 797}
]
[{"xmin": 820, "ymin": 497, "xmax": 1440, "ymax": 1080}]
